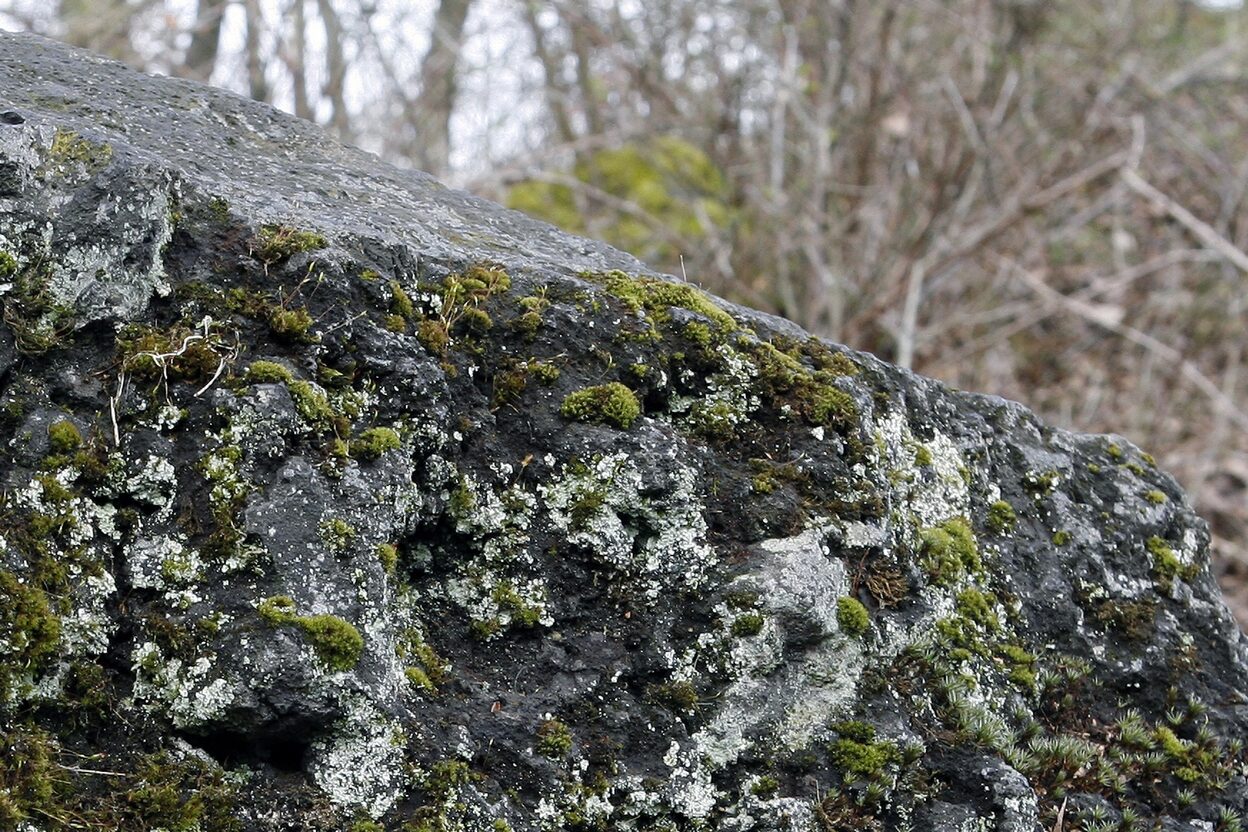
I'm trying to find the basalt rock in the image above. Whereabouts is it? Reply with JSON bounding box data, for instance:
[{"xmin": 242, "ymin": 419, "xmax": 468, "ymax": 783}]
[{"xmin": 1, "ymin": 32, "xmax": 1247, "ymax": 832}]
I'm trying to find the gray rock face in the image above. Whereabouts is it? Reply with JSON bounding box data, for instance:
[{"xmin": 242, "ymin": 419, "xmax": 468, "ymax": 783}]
[{"xmin": 1, "ymin": 32, "xmax": 1247, "ymax": 832}]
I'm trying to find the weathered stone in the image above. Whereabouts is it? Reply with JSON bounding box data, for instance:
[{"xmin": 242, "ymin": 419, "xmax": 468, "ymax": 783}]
[{"xmin": 1, "ymin": 31, "xmax": 1247, "ymax": 832}]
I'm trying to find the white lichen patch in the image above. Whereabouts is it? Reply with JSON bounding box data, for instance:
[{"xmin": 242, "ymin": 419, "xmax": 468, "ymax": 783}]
[
  {"xmin": 131, "ymin": 641, "xmax": 236, "ymax": 729},
  {"xmin": 542, "ymin": 453, "xmax": 716, "ymax": 601},
  {"xmin": 872, "ymin": 410, "xmax": 970, "ymax": 533},
  {"xmin": 119, "ymin": 454, "xmax": 179, "ymax": 520},
  {"xmin": 666, "ymin": 344, "xmax": 761, "ymax": 434},
  {"xmin": 308, "ymin": 699, "xmax": 407, "ymax": 818}
]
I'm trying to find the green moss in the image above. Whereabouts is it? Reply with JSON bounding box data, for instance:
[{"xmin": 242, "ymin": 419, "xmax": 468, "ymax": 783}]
[
  {"xmin": 116, "ymin": 323, "xmax": 224, "ymax": 383},
  {"xmin": 0, "ymin": 250, "xmax": 16, "ymax": 279},
  {"xmin": 751, "ymin": 775, "xmax": 780, "ymax": 798},
  {"xmin": 288, "ymin": 380, "xmax": 337, "ymax": 431},
  {"xmin": 836, "ymin": 596, "xmax": 870, "ymax": 637},
  {"xmin": 257, "ymin": 595, "xmax": 297, "ymax": 625},
  {"xmin": 257, "ymin": 596, "xmax": 363, "ymax": 671},
  {"xmin": 919, "ymin": 517, "xmax": 981, "ymax": 586},
  {"xmin": 376, "ymin": 543, "xmax": 399, "ymax": 574},
  {"xmin": 245, "ymin": 360, "xmax": 294, "ymax": 384},
  {"xmin": 1025, "ymin": 469, "xmax": 1061, "ymax": 495},
  {"xmin": 560, "ymin": 382, "xmax": 641, "ymax": 429},
  {"xmin": 0, "ymin": 571, "xmax": 62, "ymax": 699},
  {"xmin": 390, "ymin": 280, "xmax": 415, "ymax": 319},
  {"xmin": 594, "ymin": 270, "xmax": 736, "ymax": 331},
  {"xmin": 46, "ymin": 419, "xmax": 82, "ymax": 454},
  {"xmin": 1144, "ymin": 489, "xmax": 1167, "ymax": 504},
  {"xmin": 1107, "ymin": 443, "xmax": 1125, "ymax": 460},
  {"xmin": 416, "ymin": 319, "xmax": 449, "ymax": 355},
  {"xmin": 914, "ymin": 445, "xmax": 933, "ymax": 466},
  {"xmin": 986, "ymin": 500, "xmax": 1016, "ymax": 534},
  {"xmin": 351, "ymin": 821, "xmax": 385, "ymax": 832},
  {"xmin": 683, "ymin": 320, "xmax": 713, "ymax": 346},
  {"xmin": 536, "ymin": 719, "xmax": 574, "ymax": 758},
  {"xmin": 47, "ymin": 129, "xmax": 113, "ymax": 172},
  {"xmin": 254, "ymin": 225, "xmax": 327, "ymax": 263},
  {"xmin": 730, "ymin": 612, "xmax": 765, "ymax": 637},
  {"xmin": 384, "ymin": 314, "xmax": 408, "ymax": 333},
  {"xmin": 1052, "ymin": 530, "xmax": 1071, "ymax": 546},
  {"xmin": 318, "ymin": 518, "xmax": 357, "ymax": 553},
  {"xmin": 806, "ymin": 381, "xmax": 858, "ymax": 428},
  {"xmin": 300, "ymin": 614, "xmax": 364, "ymax": 672},
  {"xmin": 646, "ymin": 680, "xmax": 698, "ymax": 712},
  {"xmin": 350, "ymin": 427, "xmax": 401, "ymax": 461},
  {"xmin": 268, "ymin": 307, "xmax": 317, "ymax": 343},
  {"xmin": 955, "ymin": 588, "xmax": 999, "ymax": 630},
  {"xmin": 1147, "ymin": 535, "xmax": 1197, "ymax": 587},
  {"xmin": 829, "ymin": 722, "xmax": 900, "ymax": 779}
]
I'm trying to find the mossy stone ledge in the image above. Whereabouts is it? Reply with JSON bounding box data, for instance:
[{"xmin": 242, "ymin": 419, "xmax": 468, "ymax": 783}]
[{"xmin": 0, "ymin": 30, "xmax": 1246, "ymax": 832}]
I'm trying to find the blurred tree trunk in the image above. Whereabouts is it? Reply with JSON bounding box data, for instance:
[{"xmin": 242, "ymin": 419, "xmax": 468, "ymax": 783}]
[
  {"xmin": 316, "ymin": 0, "xmax": 352, "ymax": 141},
  {"xmin": 243, "ymin": 0, "xmax": 271, "ymax": 103},
  {"xmin": 413, "ymin": 0, "xmax": 474, "ymax": 175},
  {"xmin": 182, "ymin": 0, "xmax": 228, "ymax": 82},
  {"xmin": 58, "ymin": 0, "xmax": 138, "ymax": 62}
]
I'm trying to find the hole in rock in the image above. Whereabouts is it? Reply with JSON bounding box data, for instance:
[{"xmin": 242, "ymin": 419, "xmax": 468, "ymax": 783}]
[
  {"xmin": 0, "ymin": 111, "xmax": 25, "ymax": 125},
  {"xmin": 190, "ymin": 728, "xmax": 312, "ymax": 773}
]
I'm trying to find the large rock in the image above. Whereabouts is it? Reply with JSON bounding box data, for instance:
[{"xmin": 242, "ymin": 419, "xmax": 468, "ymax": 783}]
[{"xmin": 1, "ymin": 32, "xmax": 1246, "ymax": 832}]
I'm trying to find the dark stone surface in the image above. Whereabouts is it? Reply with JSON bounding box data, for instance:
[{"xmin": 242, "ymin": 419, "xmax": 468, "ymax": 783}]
[{"xmin": 1, "ymin": 31, "xmax": 1247, "ymax": 832}]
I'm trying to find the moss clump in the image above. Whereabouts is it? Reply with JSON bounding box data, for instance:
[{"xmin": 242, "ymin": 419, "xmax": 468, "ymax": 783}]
[
  {"xmin": 920, "ymin": 517, "xmax": 981, "ymax": 587},
  {"xmin": 595, "ymin": 270, "xmax": 736, "ymax": 331},
  {"xmin": 836, "ymin": 596, "xmax": 870, "ymax": 637},
  {"xmin": 298, "ymin": 614, "xmax": 364, "ymax": 672},
  {"xmin": 318, "ymin": 519, "xmax": 357, "ymax": 553},
  {"xmin": 254, "ymin": 225, "xmax": 327, "ymax": 263},
  {"xmin": 46, "ymin": 419, "xmax": 82, "ymax": 454},
  {"xmin": 350, "ymin": 427, "xmax": 401, "ymax": 461},
  {"xmin": 807, "ymin": 381, "xmax": 857, "ymax": 428},
  {"xmin": 536, "ymin": 719, "xmax": 574, "ymax": 759},
  {"xmin": 47, "ymin": 129, "xmax": 113, "ymax": 172},
  {"xmin": 998, "ymin": 643, "xmax": 1037, "ymax": 692},
  {"xmin": 1144, "ymin": 489, "xmax": 1167, "ymax": 504},
  {"xmin": 646, "ymin": 680, "xmax": 698, "ymax": 712},
  {"xmin": 0, "ymin": 571, "xmax": 62, "ymax": 699},
  {"xmin": 0, "ymin": 250, "xmax": 16, "ymax": 279},
  {"xmin": 955, "ymin": 588, "xmax": 999, "ymax": 630},
  {"xmin": 288, "ymin": 381, "xmax": 339, "ymax": 432},
  {"xmin": 376, "ymin": 543, "xmax": 399, "ymax": 574},
  {"xmin": 390, "ymin": 280, "xmax": 414, "ymax": 319},
  {"xmin": 829, "ymin": 722, "xmax": 900, "ymax": 779},
  {"xmin": 268, "ymin": 307, "xmax": 317, "ymax": 343},
  {"xmin": 257, "ymin": 596, "xmax": 363, "ymax": 672},
  {"xmin": 914, "ymin": 445, "xmax": 933, "ymax": 466},
  {"xmin": 560, "ymin": 383, "xmax": 641, "ymax": 429},
  {"xmin": 730, "ymin": 612, "xmax": 765, "ymax": 637},
  {"xmin": 244, "ymin": 360, "xmax": 293, "ymax": 384},
  {"xmin": 1148, "ymin": 535, "xmax": 1197, "ymax": 588},
  {"xmin": 986, "ymin": 500, "xmax": 1016, "ymax": 534},
  {"xmin": 416, "ymin": 319, "xmax": 450, "ymax": 355}
]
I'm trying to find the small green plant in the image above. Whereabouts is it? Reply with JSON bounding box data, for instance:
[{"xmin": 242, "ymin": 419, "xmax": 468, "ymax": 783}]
[
  {"xmin": 986, "ymin": 500, "xmax": 1016, "ymax": 534},
  {"xmin": 730, "ymin": 612, "xmax": 765, "ymax": 637},
  {"xmin": 46, "ymin": 420, "xmax": 82, "ymax": 454},
  {"xmin": 828, "ymin": 722, "xmax": 900, "ymax": 779},
  {"xmin": 560, "ymin": 383, "xmax": 641, "ymax": 429},
  {"xmin": 268, "ymin": 307, "xmax": 316, "ymax": 343},
  {"xmin": 1144, "ymin": 489, "xmax": 1167, "ymax": 504},
  {"xmin": 318, "ymin": 519, "xmax": 357, "ymax": 553},
  {"xmin": 254, "ymin": 225, "xmax": 327, "ymax": 264},
  {"xmin": 350, "ymin": 427, "xmax": 401, "ymax": 461},
  {"xmin": 376, "ymin": 543, "xmax": 399, "ymax": 574},
  {"xmin": 1051, "ymin": 530, "xmax": 1071, "ymax": 546},
  {"xmin": 836, "ymin": 596, "xmax": 870, "ymax": 637},
  {"xmin": 919, "ymin": 517, "xmax": 981, "ymax": 586},
  {"xmin": 244, "ymin": 360, "xmax": 293, "ymax": 384},
  {"xmin": 535, "ymin": 719, "xmax": 574, "ymax": 758},
  {"xmin": 256, "ymin": 595, "xmax": 363, "ymax": 672}
]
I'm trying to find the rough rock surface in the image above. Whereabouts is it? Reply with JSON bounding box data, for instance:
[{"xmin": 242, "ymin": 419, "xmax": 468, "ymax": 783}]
[{"xmin": 1, "ymin": 32, "xmax": 1247, "ymax": 832}]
